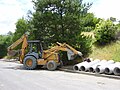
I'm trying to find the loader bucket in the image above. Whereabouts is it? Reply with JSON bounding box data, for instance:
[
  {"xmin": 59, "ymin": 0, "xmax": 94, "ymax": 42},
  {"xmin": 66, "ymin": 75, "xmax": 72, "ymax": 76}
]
[
  {"xmin": 7, "ymin": 50, "xmax": 18, "ymax": 56},
  {"xmin": 67, "ymin": 49, "xmax": 77, "ymax": 60}
]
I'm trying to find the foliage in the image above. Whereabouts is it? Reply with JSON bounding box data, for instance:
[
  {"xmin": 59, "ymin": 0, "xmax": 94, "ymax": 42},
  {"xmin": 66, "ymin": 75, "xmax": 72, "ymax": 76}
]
[
  {"xmin": 31, "ymin": 0, "xmax": 93, "ymax": 55},
  {"xmin": 0, "ymin": 34, "xmax": 13, "ymax": 58},
  {"xmin": 82, "ymin": 13, "xmax": 100, "ymax": 32},
  {"xmin": 0, "ymin": 18, "xmax": 30, "ymax": 58},
  {"xmin": 76, "ymin": 35, "xmax": 93, "ymax": 56},
  {"xmin": 0, "ymin": 0, "xmax": 96, "ymax": 59},
  {"xmin": 94, "ymin": 19, "xmax": 118, "ymax": 45},
  {"xmin": 89, "ymin": 41, "xmax": 120, "ymax": 62},
  {"xmin": 11, "ymin": 17, "xmax": 31, "ymax": 50},
  {"xmin": 12, "ymin": 17, "xmax": 29, "ymax": 42}
]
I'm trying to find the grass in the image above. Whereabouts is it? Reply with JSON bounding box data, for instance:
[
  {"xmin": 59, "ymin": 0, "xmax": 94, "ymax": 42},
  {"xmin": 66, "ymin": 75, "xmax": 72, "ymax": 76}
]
[{"xmin": 89, "ymin": 41, "xmax": 120, "ymax": 62}]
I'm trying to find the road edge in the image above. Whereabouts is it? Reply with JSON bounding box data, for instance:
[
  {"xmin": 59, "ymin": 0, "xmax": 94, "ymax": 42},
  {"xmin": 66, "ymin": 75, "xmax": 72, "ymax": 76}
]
[{"xmin": 59, "ymin": 68, "xmax": 120, "ymax": 80}]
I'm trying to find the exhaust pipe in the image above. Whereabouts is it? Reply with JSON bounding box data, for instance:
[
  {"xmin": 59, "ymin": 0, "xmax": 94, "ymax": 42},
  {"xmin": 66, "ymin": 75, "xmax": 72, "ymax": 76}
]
[
  {"xmin": 80, "ymin": 59, "xmax": 100, "ymax": 71},
  {"xmin": 95, "ymin": 60, "xmax": 114, "ymax": 74},
  {"xmin": 73, "ymin": 61, "xmax": 89, "ymax": 71},
  {"xmin": 88, "ymin": 60, "xmax": 107, "ymax": 72},
  {"xmin": 105, "ymin": 62, "xmax": 120, "ymax": 75}
]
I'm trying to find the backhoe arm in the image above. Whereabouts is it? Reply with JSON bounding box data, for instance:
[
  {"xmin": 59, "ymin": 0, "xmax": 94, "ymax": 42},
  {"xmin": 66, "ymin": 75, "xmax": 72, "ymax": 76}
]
[
  {"xmin": 7, "ymin": 34, "xmax": 27, "ymax": 51},
  {"xmin": 7, "ymin": 34, "xmax": 28, "ymax": 63},
  {"xmin": 44, "ymin": 42, "xmax": 82, "ymax": 60},
  {"xmin": 56, "ymin": 42, "xmax": 81, "ymax": 55}
]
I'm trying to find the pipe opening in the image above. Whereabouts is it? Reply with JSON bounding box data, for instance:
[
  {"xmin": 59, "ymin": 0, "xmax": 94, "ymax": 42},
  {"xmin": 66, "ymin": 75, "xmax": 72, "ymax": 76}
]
[
  {"xmin": 96, "ymin": 68, "xmax": 100, "ymax": 73},
  {"xmin": 105, "ymin": 68, "xmax": 110, "ymax": 74},
  {"xmin": 73, "ymin": 66, "xmax": 79, "ymax": 71},
  {"xmin": 80, "ymin": 66, "xmax": 86, "ymax": 71},
  {"xmin": 89, "ymin": 67, "xmax": 94, "ymax": 72},
  {"xmin": 115, "ymin": 68, "xmax": 120, "ymax": 74}
]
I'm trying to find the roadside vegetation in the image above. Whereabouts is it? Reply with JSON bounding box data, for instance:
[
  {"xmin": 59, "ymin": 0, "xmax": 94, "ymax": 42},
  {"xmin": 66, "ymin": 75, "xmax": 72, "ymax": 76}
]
[
  {"xmin": 0, "ymin": 0, "xmax": 120, "ymax": 63},
  {"xmin": 90, "ymin": 41, "xmax": 120, "ymax": 62}
]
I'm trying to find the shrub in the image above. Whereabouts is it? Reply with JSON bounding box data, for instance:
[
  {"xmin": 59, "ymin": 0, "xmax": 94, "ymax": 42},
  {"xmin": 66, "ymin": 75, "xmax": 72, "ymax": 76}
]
[
  {"xmin": 95, "ymin": 20, "xmax": 118, "ymax": 45},
  {"xmin": 75, "ymin": 34, "xmax": 93, "ymax": 56}
]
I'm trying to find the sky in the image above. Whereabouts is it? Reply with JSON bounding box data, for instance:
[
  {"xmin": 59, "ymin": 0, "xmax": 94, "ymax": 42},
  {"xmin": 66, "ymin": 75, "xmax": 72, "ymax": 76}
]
[
  {"xmin": 0, "ymin": 0, "xmax": 33, "ymax": 35},
  {"xmin": 0, "ymin": 0, "xmax": 120, "ymax": 35}
]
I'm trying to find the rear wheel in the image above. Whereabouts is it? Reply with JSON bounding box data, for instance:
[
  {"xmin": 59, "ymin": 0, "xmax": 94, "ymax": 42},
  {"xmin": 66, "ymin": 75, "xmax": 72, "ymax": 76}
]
[
  {"xmin": 23, "ymin": 56, "xmax": 37, "ymax": 70},
  {"xmin": 47, "ymin": 61, "xmax": 57, "ymax": 71}
]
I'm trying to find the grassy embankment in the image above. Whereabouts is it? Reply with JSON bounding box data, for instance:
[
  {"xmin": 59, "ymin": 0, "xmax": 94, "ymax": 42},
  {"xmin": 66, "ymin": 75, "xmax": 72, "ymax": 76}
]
[
  {"xmin": 82, "ymin": 32, "xmax": 120, "ymax": 62},
  {"xmin": 89, "ymin": 41, "xmax": 120, "ymax": 62}
]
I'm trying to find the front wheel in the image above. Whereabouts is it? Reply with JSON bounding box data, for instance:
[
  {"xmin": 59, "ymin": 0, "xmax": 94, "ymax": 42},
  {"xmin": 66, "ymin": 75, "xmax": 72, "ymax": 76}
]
[
  {"xmin": 47, "ymin": 61, "xmax": 57, "ymax": 71},
  {"xmin": 23, "ymin": 56, "xmax": 37, "ymax": 70}
]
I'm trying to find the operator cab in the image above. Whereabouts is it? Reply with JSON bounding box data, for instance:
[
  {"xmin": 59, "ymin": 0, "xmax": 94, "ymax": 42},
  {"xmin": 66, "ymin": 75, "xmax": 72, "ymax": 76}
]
[{"xmin": 27, "ymin": 40, "xmax": 43, "ymax": 58}]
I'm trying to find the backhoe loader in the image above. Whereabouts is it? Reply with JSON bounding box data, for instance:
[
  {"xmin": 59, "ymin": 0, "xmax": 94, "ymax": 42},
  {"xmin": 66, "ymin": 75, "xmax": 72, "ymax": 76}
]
[{"xmin": 8, "ymin": 33, "xmax": 82, "ymax": 70}]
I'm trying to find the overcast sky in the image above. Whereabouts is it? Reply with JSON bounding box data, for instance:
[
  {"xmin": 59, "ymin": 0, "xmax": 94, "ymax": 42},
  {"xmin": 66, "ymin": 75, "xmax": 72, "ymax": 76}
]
[{"xmin": 0, "ymin": 0, "xmax": 120, "ymax": 35}]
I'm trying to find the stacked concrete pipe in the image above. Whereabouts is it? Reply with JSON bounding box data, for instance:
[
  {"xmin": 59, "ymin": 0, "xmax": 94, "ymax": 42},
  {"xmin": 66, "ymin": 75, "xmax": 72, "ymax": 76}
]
[
  {"xmin": 104, "ymin": 62, "xmax": 120, "ymax": 75},
  {"xmin": 88, "ymin": 60, "xmax": 107, "ymax": 72},
  {"xmin": 73, "ymin": 61, "xmax": 89, "ymax": 71},
  {"xmin": 73, "ymin": 58, "xmax": 93, "ymax": 71},
  {"xmin": 95, "ymin": 60, "xmax": 114, "ymax": 74},
  {"xmin": 113, "ymin": 64, "xmax": 120, "ymax": 76},
  {"xmin": 80, "ymin": 59, "xmax": 100, "ymax": 71},
  {"xmin": 73, "ymin": 59, "xmax": 120, "ymax": 76}
]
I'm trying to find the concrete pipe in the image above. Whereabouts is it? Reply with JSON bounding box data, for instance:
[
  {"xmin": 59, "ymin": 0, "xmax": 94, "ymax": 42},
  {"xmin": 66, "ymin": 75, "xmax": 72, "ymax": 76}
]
[
  {"xmin": 95, "ymin": 60, "xmax": 114, "ymax": 74},
  {"xmin": 89, "ymin": 58, "xmax": 93, "ymax": 61},
  {"xmin": 113, "ymin": 65, "xmax": 120, "ymax": 76},
  {"xmin": 73, "ymin": 61, "xmax": 89, "ymax": 71},
  {"xmin": 88, "ymin": 60, "xmax": 107, "ymax": 72},
  {"xmin": 80, "ymin": 59, "xmax": 100, "ymax": 71},
  {"xmin": 105, "ymin": 62, "xmax": 120, "ymax": 75}
]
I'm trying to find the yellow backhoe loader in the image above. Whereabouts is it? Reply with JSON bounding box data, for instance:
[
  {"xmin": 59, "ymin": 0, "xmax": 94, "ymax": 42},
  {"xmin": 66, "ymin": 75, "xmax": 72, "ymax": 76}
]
[{"xmin": 8, "ymin": 33, "xmax": 82, "ymax": 70}]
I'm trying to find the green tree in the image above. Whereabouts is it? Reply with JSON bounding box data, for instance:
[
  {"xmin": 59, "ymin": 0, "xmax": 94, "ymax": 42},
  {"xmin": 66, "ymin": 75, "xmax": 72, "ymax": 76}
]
[
  {"xmin": 30, "ymin": 0, "xmax": 92, "ymax": 55},
  {"xmin": 0, "ymin": 34, "xmax": 13, "ymax": 58},
  {"xmin": 12, "ymin": 17, "xmax": 29, "ymax": 42},
  {"xmin": 83, "ymin": 13, "xmax": 100, "ymax": 32}
]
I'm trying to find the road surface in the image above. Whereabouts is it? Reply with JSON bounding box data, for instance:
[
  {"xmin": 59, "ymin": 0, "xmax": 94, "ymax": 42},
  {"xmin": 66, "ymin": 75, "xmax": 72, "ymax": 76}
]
[{"xmin": 0, "ymin": 60, "xmax": 120, "ymax": 90}]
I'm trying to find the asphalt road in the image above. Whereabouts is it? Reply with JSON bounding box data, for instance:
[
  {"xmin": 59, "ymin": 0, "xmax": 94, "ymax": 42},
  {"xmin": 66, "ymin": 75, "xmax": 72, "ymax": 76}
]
[{"xmin": 0, "ymin": 60, "xmax": 120, "ymax": 90}]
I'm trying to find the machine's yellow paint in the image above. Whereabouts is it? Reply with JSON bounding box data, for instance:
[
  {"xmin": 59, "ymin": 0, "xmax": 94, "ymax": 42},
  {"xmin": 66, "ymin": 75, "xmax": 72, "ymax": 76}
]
[
  {"xmin": 37, "ymin": 59, "xmax": 47, "ymax": 65},
  {"xmin": 7, "ymin": 34, "xmax": 28, "ymax": 63},
  {"xmin": 7, "ymin": 33, "xmax": 81, "ymax": 68},
  {"xmin": 26, "ymin": 59, "xmax": 33, "ymax": 67}
]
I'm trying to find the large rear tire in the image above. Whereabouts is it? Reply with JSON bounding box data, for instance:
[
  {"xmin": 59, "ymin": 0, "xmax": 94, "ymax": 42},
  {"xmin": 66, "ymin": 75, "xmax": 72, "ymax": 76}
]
[
  {"xmin": 47, "ymin": 61, "xmax": 57, "ymax": 71},
  {"xmin": 23, "ymin": 56, "xmax": 37, "ymax": 70}
]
